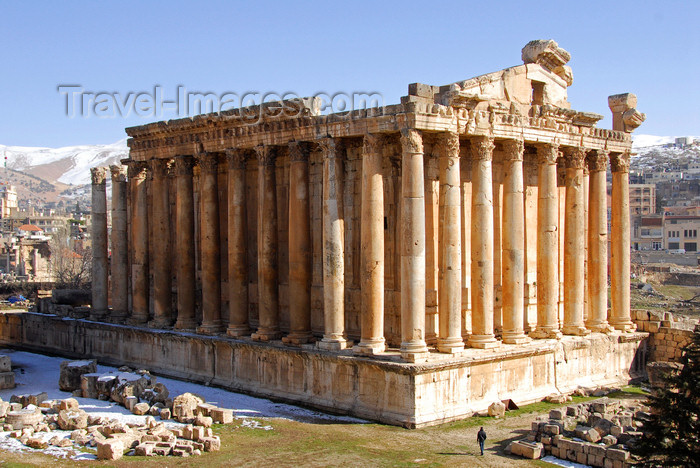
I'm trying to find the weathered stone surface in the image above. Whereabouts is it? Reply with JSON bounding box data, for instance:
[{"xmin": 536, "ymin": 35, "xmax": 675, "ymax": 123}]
[
  {"xmin": 97, "ymin": 439, "xmax": 125, "ymax": 460},
  {"xmin": 210, "ymin": 407, "xmax": 233, "ymax": 424},
  {"xmin": 52, "ymin": 289, "xmax": 91, "ymax": 306},
  {"xmin": 172, "ymin": 393, "xmax": 205, "ymax": 422},
  {"xmin": 132, "ymin": 403, "xmax": 150, "ymax": 415},
  {"xmin": 5, "ymin": 406, "xmax": 43, "ymax": 430},
  {"xmin": 59, "ymin": 360, "xmax": 97, "ymax": 392},
  {"xmin": 549, "ymin": 408, "xmax": 565, "ymax": 420},
  {"xmin": 511, "ymin": 440, "xmax": 543, "ymax": 459},
  {"xmin": 488, "ymin": 401, "xmax": 506, "ymax": 418},
  {"xmin": 57, "ymin": 409, "xmax": 89, "ymax": 430}
]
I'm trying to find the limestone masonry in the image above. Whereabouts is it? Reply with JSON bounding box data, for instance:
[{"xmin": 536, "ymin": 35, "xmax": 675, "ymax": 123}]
[{"xmin": 13, "ymin": 40, "xmax": 651, "ymax": 427}]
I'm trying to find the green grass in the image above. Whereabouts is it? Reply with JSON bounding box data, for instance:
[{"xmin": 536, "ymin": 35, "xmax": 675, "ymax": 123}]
[{"xmin": 607, "ymin": 384, "xmax": 650, "ymax": 399}]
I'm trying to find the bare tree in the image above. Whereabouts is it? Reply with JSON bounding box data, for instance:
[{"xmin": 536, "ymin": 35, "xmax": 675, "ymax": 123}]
[{"xmin": 48, "ymin": 232, "xmax": 92, "ymax": 289}]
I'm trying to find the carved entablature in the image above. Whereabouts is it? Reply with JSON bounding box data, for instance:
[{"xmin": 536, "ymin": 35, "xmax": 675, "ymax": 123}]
[
  {"xmin": 536, "ymin": 143, "xmax": 560, "ymax": 165},
  {"xmin": 173, "ymin": 156, "xmax": 195, "ymax": 176},
  {"xmin": 610, "ymin": 152, "xmax": 631, "ymax": 173},
  {"xmin": 563, "ymin": 147, "xmax": 586, "ymax": 169},
  {"xmin": 470, "ymin": 136, "xmax": 495, "ymax": 162},
  {"xmin": 502, "ymin": 138, "xmax": 524, "ymax": 161},
  {"xmin": 587, "ymin": 150, "xmax": 609, "ymax": 173},
  {"xmin": 225, "ymin": 149, "xmax": 247, "ymax": 170},
  {"xmin": 109, "ymin": 165, "xmax": 128, "ymax": 182},
  {"xmin": 127, "ymin": 161, "xmax": 148, "ymax": 181},
  {"xmin": 91, "ymin": 167, "xmax": 108, "ymax": 185},
  {"xmin": 400, "ymin": 128, "xmax": 423, "ymax": 155},
  {"xmin": 255, "ymin": 145, "xmax": 277, "ymax": 167}
]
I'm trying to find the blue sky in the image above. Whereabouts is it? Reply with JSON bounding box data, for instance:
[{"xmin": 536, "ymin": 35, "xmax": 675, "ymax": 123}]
[{"xmin": 1, "ymin": 0, "xmax": 698, "ymax": 147}]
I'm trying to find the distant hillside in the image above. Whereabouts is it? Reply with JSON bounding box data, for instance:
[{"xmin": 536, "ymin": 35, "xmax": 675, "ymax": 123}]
[
  {"xmin": 631, "ymin": 134, "xmax": 700, "ymax": 173},
  {"xmin": 0, "ymin": 139, "xmax": 128, "ymax": 187}
]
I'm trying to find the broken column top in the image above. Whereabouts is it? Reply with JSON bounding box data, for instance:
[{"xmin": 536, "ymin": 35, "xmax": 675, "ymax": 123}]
[
  {"xmin": 522, "ymin": 39, "xmax": 571, "ymax": 71},
  {"xmin": 608, "ymin": 93, "xmax": 645, "ymax": 133}
]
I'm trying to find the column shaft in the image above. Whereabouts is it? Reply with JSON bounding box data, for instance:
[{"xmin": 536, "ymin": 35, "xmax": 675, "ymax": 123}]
[
  {"xmin": 225, "ymin": 150, "xmax": 250, "ymax": 337},
  {"xmin": 252, "ymin": 146, "xmax": 281, "ymax": 341},
  {"xmin": 284, "ymin": 142, "xmax": 313, "ymax": 345},
  {"xmin": 150, "ymin": 159, "xmax": 173, "ymax": 328},
  {"xmin": 355, "ymin": 134, "xmax": 385, "ymax": 355},
  {"xmin": 501, "ymin": 139, "xmax": 529, "ymax": 344},
  {"xmin": 468, "ymin": 136, "xmax": 499, "ymax": 348},
  {"xmin": 532, "ymin": 144, "xmax": 562, "ymax": 339},
  {"xmin": 128, "ymin": 162, "xmax": 149, "ymax": 325},
  {"xmin": 197, "ymin": 154, "xmax": 223, "ymax": 334},
  {"xmin": 109, "ymin": 165, "xmax": 128, "ymax": 323},
  {"xmin": 587, "ymin": 151, "xmax": 613, "ymax": 332},
  {"xmin": 562, "ymin": 148, "xmax": 589, "ymax": 336},
  {"xmin": 610, "ymin": 153, "xmax": 635, "ymax": 331},
  {"xmin": 90, "ymin": 167, "xmax": 108, "ymax": 320},
  {"xmin": 399, "ymin": 129, "xmax": 428, "ymax": 362},
  {"xmin": 173, "ymin": 157, "xmax": 197, "ymax": 330},
  {"xmin": 319, "ymin": 138, "xmax": 348, "ymax": 350},
  {"xmin": 437, "ymin": 132, "xmax": 463, "ymax": 353}
]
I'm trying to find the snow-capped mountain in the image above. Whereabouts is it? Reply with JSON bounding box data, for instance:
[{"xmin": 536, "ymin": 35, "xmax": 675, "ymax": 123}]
[
  {"xmin": 631, "ymin": 134, "xmax": 700, "ymax": 173},
  {"xmin": 0, "ymin": 139, "xmax": 128, "ymax": 186}
]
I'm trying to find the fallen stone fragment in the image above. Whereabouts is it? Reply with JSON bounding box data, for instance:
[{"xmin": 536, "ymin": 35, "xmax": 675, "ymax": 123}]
[
  {"xmin": 132, "ymin": 402, "xmax": 150, "ymax": 415},
  {"xmin": 210, "ymin": 407, "xmax": 233, "ymax": 424},
  {"xmin": 172, "ymin": 393, "xmax": 205, "ymax": 422},
  {"xmin": 57, "ymin": 409, "xmax": 89, "ymax": 430},
  {"xmin": 487, "ymin": 401, "xmax": 506, "ymax": 418},
  {"xmin": 26, "ymin": 437, "xmax": 49, "ymax": 449},
  {"xmin": 59, "ymin": 360, "xmax": 97, "ymax": 392},
  {"xmin": 97, "ymin": 438, "xmax": 125, "ymax": 460},
  {"xmin": 135, "ymin": 442, "xmax": 155, "ymax": 456}
]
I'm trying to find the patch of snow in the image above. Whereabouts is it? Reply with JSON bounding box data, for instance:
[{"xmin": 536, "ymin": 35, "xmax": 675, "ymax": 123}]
[
  {"xmin": 541, "ymin": 455, "xmax": 592, "ymax": 468},
  {"xmin": 66, "ymin": 360, "xmax": 93, "ymax": 367}
]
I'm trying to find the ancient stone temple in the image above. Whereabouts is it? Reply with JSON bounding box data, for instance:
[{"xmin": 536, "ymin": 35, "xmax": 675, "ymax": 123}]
[{"xmin": 4, "ymin": 40, "xmax": 648, "ymax": 427}]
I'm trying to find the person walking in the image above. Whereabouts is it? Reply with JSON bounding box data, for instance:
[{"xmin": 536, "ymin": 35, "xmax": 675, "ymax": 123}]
[{"xmin": 477, "ymin": 427, "xmax": 487, "ymax": 456}]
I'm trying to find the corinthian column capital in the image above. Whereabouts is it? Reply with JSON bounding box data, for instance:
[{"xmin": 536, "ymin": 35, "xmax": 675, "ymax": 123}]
[
  {"xmin": 502, "ymin": 138, "xmax": 524, "ymax": 161},
  {"xmin": 127, "ymin": 161, "xmax": 148, "ymax": 180},
  {"xmin": 225, "ymin": 149, "xmax": 247, "ymax": 170},
  {"xmin": 317, "ymin": 137, "xmax": 338, "ymax": 159},
  {"xmin": 149, "ymin": 158, "xmax": 172, "ymax": 178},
  {"xmin": 587, "ymin": 149, "xmax": 609, "ymax": 173},
  {"xmin": 436, "ymin": 132, "xmax": 459, "ymax": 159},
  {"xmin": 610, "ymin": 152, "xmax": 631, "ymax": 173},
  {"xmin": 470, "ymin": 136, "xmax": 495, "ymax": 161},
  {"xmin": 90, "ymin": 167, "xmax": 108, "ymax": 185},
  {"xmin": 109, "ymin": 165, "xmax": 127, "ymax": 182},
  {"xmin": 173, "ymin": 156, "xmax": 195, "ymax": 176},
  {"xmin": 197, "ymin": 153, "xmax": 219, "ymax": 173},
  {"xmin": 254, "ymin": 145, "xmax": 277, "ymax": 167},
  {"xmin": 563, "ymin": 147, "xmax": 587, "ymax": 169},
  {"xmin": 288, "ymin": 141, "xmax": 310, "ymax": 162},
  {"xmin": 536, "ymin": 142, "xmax": 560, "ymax": 165},
  {"xmin": 400, "ymin": 128, "xmax": 423, "ymax": 154}
]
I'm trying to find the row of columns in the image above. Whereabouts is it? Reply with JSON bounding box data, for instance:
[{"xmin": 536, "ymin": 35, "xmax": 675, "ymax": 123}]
[{"xmin": 92, "ymin": 130, "xmax": 635, "ymax": 362}]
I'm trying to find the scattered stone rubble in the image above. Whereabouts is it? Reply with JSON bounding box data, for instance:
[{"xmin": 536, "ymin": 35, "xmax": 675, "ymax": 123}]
[
  {"xmin": 1, "ymin": 360, "xmax": 241, "ymax": 460},
  {"xmin": 507, "ymin": 397, "xmax": 649, "ymax": 467}
]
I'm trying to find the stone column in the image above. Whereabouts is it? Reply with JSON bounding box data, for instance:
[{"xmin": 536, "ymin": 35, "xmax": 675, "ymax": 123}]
[
  {"xmin": 354, "ymin": 134, "xmax": 385, "ymax": 355},
  {"xmin": 501, "ymin": 139, "xmax": 529, "ymax": 344},
  {"xmin": 225, "ymin": 149, "xmax": 250, "ymax": 337},
  {"xmin": 531, "ymin": 144, "xmax": 562, "ymax": 339},
  {"xmin": 90, "ymin": 167, "xmax": 108, "ymax": 321},
  {"xmin": 586, "ymin": 150, "xmax": 613, "ymax": 333},
  {"xmin": 437, "ymin": 132, "xmax": 463, "ymax": 353},
  {"xmin": 252, "ymin": 145, "xmax": 281, "ymax": 341},
  {"xmin": 399, "ymin": 129, "xmax": 429, "ymax": 362},
  {"xmin": 173, "ymin": 157, "xmax": 197, "ymax": 330},
  {"xmin": 610, "ymin": 152, "xmax": 635, "ymax": 331},
  {"xmin": 319, "ymin": 138, "xmax": 348, "ymax": 350},
  {"xmin": 283, "ymin": 141, "xmax": 313, "ymax": 345},
  {"xmin": 468, "ymin": 136, "xmax": 499, "ymax": 349},
  {"xmin": 562, "ymin": 147, "xmax": 590, "ymax": 336},
  {"xmin": 150, "ymin": 158, "xmax": 173, "ymax": 328},
  {"xmin": 109, "ymin": 165, "xmax": 128, "ymax": 323},
  {"xmin": 128, "ymin": 161, "xmax": 149, "ymax": 325},
  {"xmin": 196, "ymin": 153, "xmax": 223, "ymax": 334}
]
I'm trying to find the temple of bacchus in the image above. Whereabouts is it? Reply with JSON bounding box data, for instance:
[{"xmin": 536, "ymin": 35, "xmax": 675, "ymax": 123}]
[{"xmin": 2, "ymin": 40, "xmax": 649, "ymax": 427}]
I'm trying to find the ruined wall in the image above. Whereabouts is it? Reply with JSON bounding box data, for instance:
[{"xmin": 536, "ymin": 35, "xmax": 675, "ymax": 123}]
[{"xmin": 633, "ymin": 309, "xmax": 697, "ymax": 362}]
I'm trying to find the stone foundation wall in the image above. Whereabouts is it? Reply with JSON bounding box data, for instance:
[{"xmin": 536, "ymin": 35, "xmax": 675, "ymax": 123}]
[
  {"xmin": 0, "ymin": 312, "xmax": 646, "ymax": 428},
  {"xmin": 632, "ymin": 309, "xmax": 697, "ymax": 362}
]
